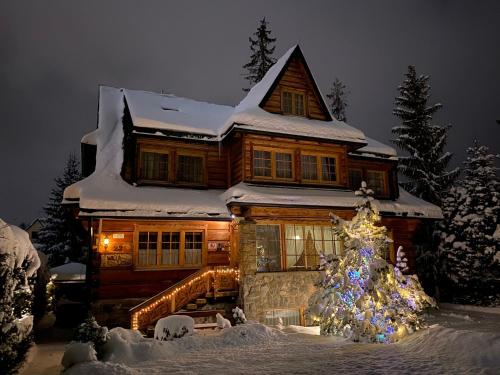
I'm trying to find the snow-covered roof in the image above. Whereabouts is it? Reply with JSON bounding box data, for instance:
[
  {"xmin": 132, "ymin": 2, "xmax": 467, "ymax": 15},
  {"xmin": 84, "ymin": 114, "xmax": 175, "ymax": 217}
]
[
  {"xmin": 222, "ymin": 183, "xmax": 442, "ymax": 219},
  {"xmin": 351, "ymin": 137, "xmax": 398, "ymax": 159},
  {"xmin": 64, "ymin": 86, "xmax": 230, "ymax": 219}
]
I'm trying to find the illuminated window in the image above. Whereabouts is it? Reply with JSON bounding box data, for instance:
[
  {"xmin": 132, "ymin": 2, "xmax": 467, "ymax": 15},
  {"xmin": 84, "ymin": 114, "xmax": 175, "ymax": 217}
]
[
  {"xmin": 367, "ymin": 170, "xmax": 386, "ymax": 195},
  {"xmin": 140, "ymin": 151, "xmax": 169, "ymax": 181},
  {"xmin": 301, "ymin": 153, "xmax": 338, "ymax": 184},
  {"xmin": 161, "ymin": 232, "xmax": 180, "ymax": 266},
  {"xmin": 284, "ymin": 225, "xmax": 342, "ymax": 270},
  {"xmin": 253, "ymin": 150, "xmax": 272, "ymax": 177},
  {"xmin": 184, "ymin": 232, "xmax": 203, "ymax": 265},
  {"xmin": 176, "ymin": 155, "xmax": 204, "ymax": 184},
  {"xmin": 138, "ymin": 232, "xmax": 158, "ymax": 266},
  {"xmin": 256, "ymin": 225, "xmax": 281, "ymax": 272},
  {"xmin": 265, "ymin": 309, "xmax": 301, "ymax": 326}
]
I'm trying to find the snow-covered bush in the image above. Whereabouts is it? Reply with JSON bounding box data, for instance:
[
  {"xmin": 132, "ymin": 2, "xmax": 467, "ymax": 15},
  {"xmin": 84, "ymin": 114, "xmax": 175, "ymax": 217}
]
[
  {"xmin": 232, "ymin": 307, "xmax": 247, "ymax": 324},
  {"xmin": 61, "ymin": 342, "xmax": 97, "ymax": 369},
  {"xmin": 154, "ymin": 315, "xmax": 194, "ymax": 341},
  {"xmin": 216, "ymin": 313, "xmax": 231, "ymax": 329},
  {"xmin": 74, "ymin": 315, "xmax": 109, "ymax": 358},
  {"xmin": 0, "ymin": 219, "xmax": 40, "ymax": 374}
]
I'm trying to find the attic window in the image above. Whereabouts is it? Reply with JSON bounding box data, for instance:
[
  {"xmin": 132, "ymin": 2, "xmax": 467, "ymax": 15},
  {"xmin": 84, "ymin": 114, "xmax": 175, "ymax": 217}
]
[{"xmin": 282, "ymin": 90, "xmax": 305, "ymax": 116}]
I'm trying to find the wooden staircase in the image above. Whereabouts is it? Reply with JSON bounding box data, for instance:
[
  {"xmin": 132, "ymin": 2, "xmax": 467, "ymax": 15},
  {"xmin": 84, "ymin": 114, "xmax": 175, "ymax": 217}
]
[{"xmin": 129, "ymin": 266, "xmax": 239, "ymax": 331}]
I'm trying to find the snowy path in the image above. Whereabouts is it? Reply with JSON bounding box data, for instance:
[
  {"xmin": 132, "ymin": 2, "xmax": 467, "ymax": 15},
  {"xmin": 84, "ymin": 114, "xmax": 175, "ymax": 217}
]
[{"xmin": 65, "ymin": 307, "xmax": 500, "ymax": 375}]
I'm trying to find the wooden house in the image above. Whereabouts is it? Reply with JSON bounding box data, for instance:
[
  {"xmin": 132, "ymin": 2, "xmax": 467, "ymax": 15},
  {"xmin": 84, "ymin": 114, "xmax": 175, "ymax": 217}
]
[{"xmin": 64, "ymin": 45, "xmax": 442, "ymax": 330}]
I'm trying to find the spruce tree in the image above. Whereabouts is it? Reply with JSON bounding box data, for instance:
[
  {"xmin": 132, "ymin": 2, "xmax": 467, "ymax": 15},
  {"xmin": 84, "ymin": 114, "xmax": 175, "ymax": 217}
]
[
  {"xmin": 392, "ymin": 65, "xmax": 459, "ymax": 206},
  {"xmin": 242, "ymin": 18, "xmax": 277, "ymax": 92},
  {"xmin": 38, "ymin": 153, "xmax": 83, "ymax": 266},
  {"xmin": 308, "ymin": 182, "xmax": 434, "ymax": 343},
  {"xmin": 326, "ymin": 77, "xmax": 349, "ymax": 122},
  {"xmin": 438, "ymin": 141, "xmax": 500, "ymax": 304}
]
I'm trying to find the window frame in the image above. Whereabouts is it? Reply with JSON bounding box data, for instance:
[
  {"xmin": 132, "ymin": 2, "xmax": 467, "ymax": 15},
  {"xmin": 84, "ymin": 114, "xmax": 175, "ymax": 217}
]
[
  {"xmin": 366, "ymin": 169, "xmax": 387, "ymax": 197},
  {"xmin": 252, "ymin": 146, "xmax": 295, "ymax": 181},
  {"xmin": 281, "ymin": 88, "xmax": 307, "ymax": 117},
  {"xmin": 300, "ymin": 152, "xmax": 340, "ymax": 185},
  {"xmin": 134, "ymin": 224, "xmax": 207, "ymax": 270},
  {"xmin": 138, "ymin": 147, "xmax": 171, "ymax": 184},
  {"xmin": 255, "ymin": 222, "xmax": 344, "ymax": 273},
  {"xmin": 348, "ymin": 168, "xmax": 363, "ymax": 191}
]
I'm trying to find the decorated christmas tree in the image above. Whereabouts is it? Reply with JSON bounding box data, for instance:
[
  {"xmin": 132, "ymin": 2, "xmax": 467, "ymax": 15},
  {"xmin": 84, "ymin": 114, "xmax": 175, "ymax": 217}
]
[{"xmin": 308, "ymin": 182, "xmax": 435, "ymax": 343}]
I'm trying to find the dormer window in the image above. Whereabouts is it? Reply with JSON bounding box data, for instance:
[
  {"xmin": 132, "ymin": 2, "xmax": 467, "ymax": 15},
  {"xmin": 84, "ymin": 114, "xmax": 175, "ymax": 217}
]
[
  {"xmin": 176, "ymin": 154, "xmax": 205, "ymax": 184},
  {"xmin": 282, "ymin": 90, "xmax": 305, "ymax": 116},
  {"xmin": 139, "ymin": 151, "xmax": 169, "ymax": 182}
]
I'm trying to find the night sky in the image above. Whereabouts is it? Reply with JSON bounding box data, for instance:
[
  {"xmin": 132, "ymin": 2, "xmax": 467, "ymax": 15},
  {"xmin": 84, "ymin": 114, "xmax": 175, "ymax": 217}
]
[{"xmin": 1, "ymin": 0, "xmax": 499, "ymax": 225}]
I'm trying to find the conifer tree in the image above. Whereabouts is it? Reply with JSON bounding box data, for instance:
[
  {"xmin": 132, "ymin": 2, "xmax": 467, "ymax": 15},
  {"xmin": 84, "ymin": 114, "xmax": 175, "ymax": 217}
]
[
  {"xmin": 308, "ymin": 182, "xmax": 434, "ymax": 343},
  {"xmin": 392, "ymin": 65, "xmax": 459, "ymax": 205},
  {"xmin": 242, "ymin": 18, "xmax": 277, "ymax": 92},
  {"xmin": 38, "ymin": 154, "xmax": 83, "ymax": 266},
  {"xmin": 326, "ymin": 77, "xmax": 349, "ymax": 122},
  {"xmin": 438, "ymin": 141, "xmax": 500, "ymax": 304}
]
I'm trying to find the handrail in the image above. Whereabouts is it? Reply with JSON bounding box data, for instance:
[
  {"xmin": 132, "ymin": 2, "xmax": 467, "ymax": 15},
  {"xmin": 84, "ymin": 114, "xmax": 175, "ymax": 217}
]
[{"xmin": 129, "ymin": 266, "xmax": 239, "ymax": 330}]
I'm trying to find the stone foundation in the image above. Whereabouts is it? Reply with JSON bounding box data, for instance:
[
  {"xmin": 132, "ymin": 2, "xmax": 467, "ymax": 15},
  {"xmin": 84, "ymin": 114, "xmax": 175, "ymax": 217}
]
[{"xmin": 238, "ymin": 219, "xmax": 320, "ymax": 324}]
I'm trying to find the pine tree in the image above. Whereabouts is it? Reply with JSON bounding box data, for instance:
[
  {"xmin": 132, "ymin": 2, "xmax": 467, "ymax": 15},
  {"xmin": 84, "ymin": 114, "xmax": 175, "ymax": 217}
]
[
  {"xmin": 438, "ymin": 141, "xmax": 500, "ymax": 304},
  {"xmin": 308, "ymin": 182, "xmax": 434, "ymax": 343},
  {"xmin": 392, "ymin": 65, "xmax": 459, "ymax": 206},
  {"xmin": 38, "ymin": 154, "xmax": 83, "ymax": 266},
  {"xmin": 242, "ymin": 18, "xmax": 277, "ymax": 92},
  {"xmin": 326, "ymin": 77, "xmax": 349, "ymax": 122}
]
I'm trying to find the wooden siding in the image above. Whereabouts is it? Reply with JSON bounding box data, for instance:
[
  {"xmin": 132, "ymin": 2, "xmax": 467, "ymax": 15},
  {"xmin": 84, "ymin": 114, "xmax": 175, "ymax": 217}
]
[
  {"xmin": 228, "ymin": 133, "xmax": 243, "ymax": 186},
  {"xmin": 242, "ymin": 133, "xmax": 348, "ymax": 187},
  {"xmin": 262, "ymin": 55, "xmax": 329, "ymax": 121},
  {"xmin": 134, "ymin": 137, "xmax": 227, "ymax": 189},
  {"xmin": 91, "ymin": 219, "xmax": 232, "ymax": 299}
]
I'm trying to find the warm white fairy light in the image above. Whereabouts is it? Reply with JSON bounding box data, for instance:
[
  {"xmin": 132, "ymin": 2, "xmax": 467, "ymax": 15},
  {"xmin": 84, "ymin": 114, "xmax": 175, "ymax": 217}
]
[{"xmin": 131, "ymin": 267, "xmax": 239, "ymax": 330}]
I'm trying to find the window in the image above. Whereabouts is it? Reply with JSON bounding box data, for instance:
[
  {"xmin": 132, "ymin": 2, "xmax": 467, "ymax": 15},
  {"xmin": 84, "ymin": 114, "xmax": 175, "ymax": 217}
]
[
  {"xmin": 137, "ymin": 230, "xmax": 204, "ymax": 268},
  {"xmin": 140, "ymin": 151, "xmax": 169, "ymax": 181},
  {"xmin": 265, "ymin": 309, "xmax": 301, "ymax": 326},
  {"xmin": 161, "ymin": 232, "xmax": 180, "ymax": 266},
  {"xmin": 366, "ymin": 170, "xmax": 386, "ymax": 195},
  {"xmin": 321, "ymin": 157, "xmax": 337, "ymax": 181},
  {"xmin": 138, "ymin": 232, "xmax": 158, "ymax": 266},
  {"xmin": 253, "ymin": 150, "xmax": 272, "ymax": 177},
  {"xmin": 349, "ymin": 169, "xmax": 363, "ymax": 190},
  {"xmin": 176, "ymin": 155, "xmax": 204, "ymax": 184},
  {"xmin": 256, "ymin": 225, "xmax": 281, "ymax": 272},
  {"xmin": 252, "ymin": 148, "xmax": 294, "ymax": 180},
  {"xmin": 282, "ymin": 90, "xmax": 306, "ymax": 116},
  {"xmin": 301, "ymin": 153, "xmax": 338, "ymax": 184},
  {"xmin": 301, "ymin": 155, "xmax": 318, "ymax": 180},
  {"xmin": 284, "ymin": 225, "xmax": 342, "ymax": 270},
  {"xmin": 184, "ymin": 232, "xmax": 203, "ymax": 265},
  {"xmin": 275, "ymin": 152, "xmax": 293, "ymax": 178}
]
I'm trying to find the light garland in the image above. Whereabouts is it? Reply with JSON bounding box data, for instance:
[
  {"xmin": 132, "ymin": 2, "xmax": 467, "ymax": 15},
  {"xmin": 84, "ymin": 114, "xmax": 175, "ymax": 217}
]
[{"xmin": 131, "ymin": 267, "xmax": 239, "ymax": 330}]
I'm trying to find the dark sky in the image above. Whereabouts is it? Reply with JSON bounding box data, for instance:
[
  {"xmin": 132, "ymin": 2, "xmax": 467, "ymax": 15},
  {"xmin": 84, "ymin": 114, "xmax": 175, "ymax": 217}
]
[{"xmin": 1, "ymin": 0, "xmax": 499, "ymax": 225}]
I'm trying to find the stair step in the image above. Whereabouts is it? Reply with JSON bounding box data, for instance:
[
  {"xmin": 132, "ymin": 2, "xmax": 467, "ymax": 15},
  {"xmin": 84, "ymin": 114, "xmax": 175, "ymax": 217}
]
[
  {"xmin": 174, "ymin": 309, "xmax": 225, "ymax": 318},
  {"xmin": 196, "ymin": 298, "xmax": 207, "ymax": 305},
  {"xmin": 185, "ymin": 303, "xmax": 198, "ymax": 310}
]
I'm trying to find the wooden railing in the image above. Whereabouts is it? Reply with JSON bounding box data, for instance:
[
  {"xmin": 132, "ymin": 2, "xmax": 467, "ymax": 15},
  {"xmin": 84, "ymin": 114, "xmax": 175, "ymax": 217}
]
[{"xmin": 130, "ymin": 266, "xmax": 239, "ymax": 330}]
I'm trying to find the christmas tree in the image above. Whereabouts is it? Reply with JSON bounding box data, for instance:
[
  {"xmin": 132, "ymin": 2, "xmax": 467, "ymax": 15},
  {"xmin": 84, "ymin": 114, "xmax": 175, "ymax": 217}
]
[
  {"xmin": 38, "ymin": 153, "xmax": 84, "ymax": 266},
  {"xmin": 326, "ymin": 77, "xmax": 349, "ymax": 122},
  {"xmin": 438, "ymin": 141, "xmax": 499, "ymax": 304},
  {"xmin": 308, "ymin": 182, "xmax": 435, "ymax": 343},
  {"xmin": 242, "ymin": 18, "xmax": 277, "ymax": 92},
  {"xmin": 392, "ymin": 65, "xmax": 458, "ymax": 206}
]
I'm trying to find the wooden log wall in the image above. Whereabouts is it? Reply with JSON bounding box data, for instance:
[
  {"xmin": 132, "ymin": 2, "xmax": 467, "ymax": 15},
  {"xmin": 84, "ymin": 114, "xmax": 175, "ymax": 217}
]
[
  {"xmin": 262, "ymin": 55, "xmax": 328, "ymax": 121},
  {"xmin": 92, "ymin": 219, "xmax": 232, "ymax": 299}
]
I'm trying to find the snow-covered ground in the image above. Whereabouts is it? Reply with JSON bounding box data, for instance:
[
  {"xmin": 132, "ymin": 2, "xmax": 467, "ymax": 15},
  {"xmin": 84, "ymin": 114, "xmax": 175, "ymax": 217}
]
[{"xmin": 64, "ymin": 306, "xmax": 499, "ymax": 375}]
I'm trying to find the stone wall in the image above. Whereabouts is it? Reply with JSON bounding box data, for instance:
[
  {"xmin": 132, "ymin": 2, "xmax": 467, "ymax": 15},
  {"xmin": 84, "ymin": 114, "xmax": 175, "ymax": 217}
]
[{"xmin": 238, "ymin": 220, "xmax": 320, "ymax": 324}]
